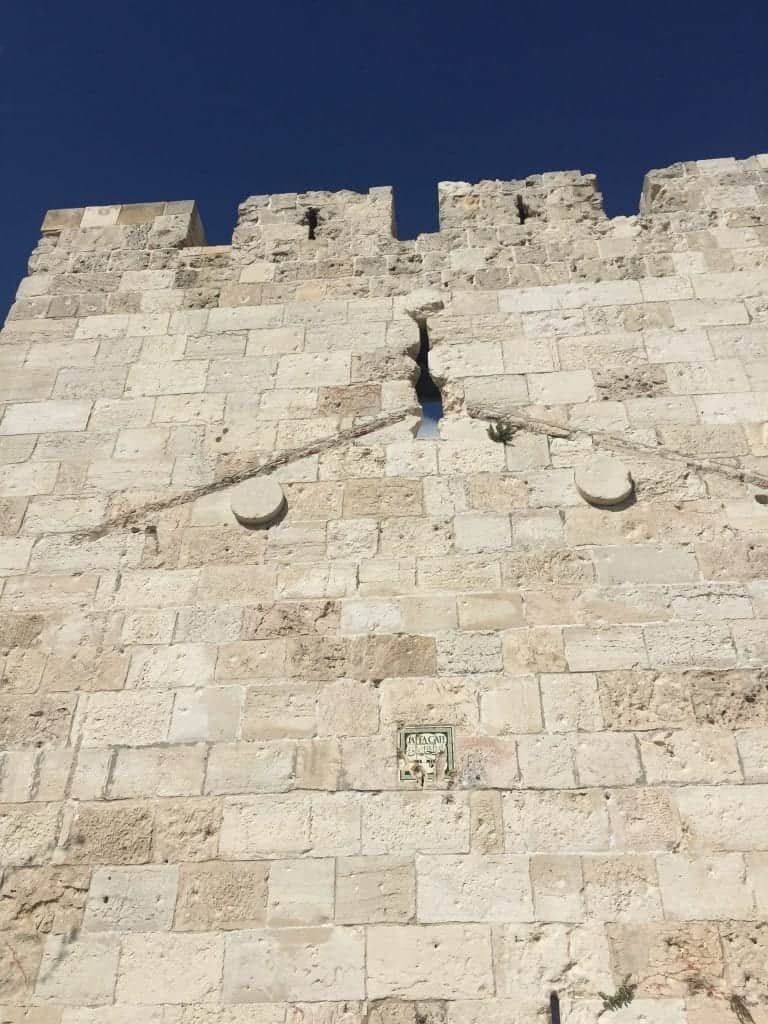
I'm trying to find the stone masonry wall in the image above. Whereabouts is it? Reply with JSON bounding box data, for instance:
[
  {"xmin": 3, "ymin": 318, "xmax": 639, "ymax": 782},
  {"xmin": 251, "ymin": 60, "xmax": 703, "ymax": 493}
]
[{"xmin": 0, "ymin": 153, "xmax": 767, "ymax": 1023}]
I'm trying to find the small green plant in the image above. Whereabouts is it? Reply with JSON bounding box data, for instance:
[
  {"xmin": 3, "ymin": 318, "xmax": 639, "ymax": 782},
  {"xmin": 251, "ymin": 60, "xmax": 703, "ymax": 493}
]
[
  {"xmin": 487, "ymin": 419, "xmax": 517, "ymax": 444},
  {"xmin": 597, "ymin": 976, "xmax": 637, "ymax": 1015}
]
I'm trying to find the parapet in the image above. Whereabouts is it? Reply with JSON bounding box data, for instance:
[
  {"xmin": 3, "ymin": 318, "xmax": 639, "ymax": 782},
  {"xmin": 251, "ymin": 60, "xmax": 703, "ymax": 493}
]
[
  {"xmin": 232, "ymin": 187, "xmax": 396, "ymax": 259},
  {"xmin": 640, "ymin": 154, "xmax": 768, "ymax": 215},
  {"xmin": 438, "ymin": 170, "xmax": 606, "ymax": 231},
  {"xmin": 38, "ymin": 200, "xmax": 206, "ymax": 252}
]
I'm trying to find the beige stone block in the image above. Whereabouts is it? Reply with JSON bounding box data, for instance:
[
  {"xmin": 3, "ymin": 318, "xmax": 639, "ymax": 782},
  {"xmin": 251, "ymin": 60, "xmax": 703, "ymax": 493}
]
[
  {"xmin": 126, "ymin": 643, "xmax": 216, "ymax": 689},
  {"xmin": 676, "ymin": 785, "xmax": 768, "ymax": 851},
  {"xmin": 504, "ymin": 790, "xmax": 610, "ymax": 853},
  {"xmin": 574, "ymin": 733, "xmax": 642, "ymax": 786},
  {"xmin": 34, "ymin": 932, "xmax": 120, "ymax": 1005},
  {"xmin": 0, "ymin": 693, "xmax": 74, "ymax": 746},
  {"xmin": 470, "ymin": 790, "xmax": 503, "ymax": 854},
  {"xmin": 0, "ymin": 461, "xmax": 59, "ymax": 496},
  {"xmin": 197, "ymin": 566, "xmax": 275, "ymax": 603},
  {"xmin": 517, "ymin": 734, "xmax": 575, "ymax": 788},
  {"xmin": 169, "ymin": 686, "xmax": 242, "ymax": 743},
  {"xmin": 339, "ymin": 599, "xmax": 404, "ymax": 635},
  {"xmin": 380, "ymin": 676, "xmax": 477, "ymax": 729},
  {"xmin": 117, "ymin": 933, "xmax": 224, "ymax": 1004},
  {"xmin": 607, "ymin": 921, "xmax": 724, "ymax": 997},
  {"xmin": 592, "ymin": 544, "xmax": 699, "ymax": 585},
  {"xmin": 608, "ymin": 788, "xmax": 682, "ymax": 853},
  {"xmin": 363, "ymin": 793, "xmax": 470, "ymax": 855},
  {"xmin": 0, "ymin": 803, "xmax": 60, "ymax": 866},
  {"xmin": 500, "ymin": 336, "xmax": 558, "ymax": 372},
  {"xmin": 242, "ymin": 682, "xmax": 317, "ymax": 740},
  {"xmin": 205, "ymin": 742, "xmax": 295, "ymax": 794},
  {"xmin": 479, "ymin": 677, "xmax": 542, "ymax": 735},
  {"xmin": 276, "ymin": 352, "xmax": 350, "ymax": 388},
  {"xmin": 83, "ymin": 865, "xmax": 178, "ymax": 932},
  {"xmin": 540, "ymin": 673, "xmax": 602, "ymax": 732},
  {"xmin": 152, "ymin": 798, "xmax": 221, "ymax": 863},
  {"xmin": 342, "ymin": 478, "xmax": 423, "ymax": 517},
  {"xmin": 126, "ymin": 361, "xmax": 207, "ymax": 396},
  {"xmin": 564, "ymin": 626, "xmax": 648, "ymax": 671},
  {"xmin": 453, "ymin": 514, "xmax": 512, "ymax": 552},
  {"xmin": 335, "ymin": 857, "xmax": 414, "ymax": 924},
  {"xmin": 108, "ymin": 745, "xmax": 205, "ymax": 799},
  {"xmin": 367, "ymin": 924, "xmax": 493, "ymax": 999},
  {"xmin": 436, "ymin": 631, "xmax": 502, "ymax": 674},
  {"xmin": 417, "ymin": 854, "xmax": 532, "ymax": 923},
  {"xmin": 267, "ymin": 858, "xmax": 334, "ymax": 926},
  {"xmin": 657, "ymin": 853, "xmax": 755, "ymax": 920},
  {"xmin": 639, "ymin": 728, "xmax": 741, "ymax": 784},
  {"xmin": 220, "ymin": 793, "xmax": 359, "ymax": 858},
  {"xmin": 582, "ymin": 855, "xmax": 662, "ymax": 921},
  {"xmin": 502, "ymin": 627, "xmax": 567, "ymax": 673},
  {"xmin": 317, "ymin": 679, "xmax": 379, "ymax": 736},
  {"xmin": 208, "ymin": 305, "xmax": 284, "ymax": 332},
  {"xmin": 460, "ymin": 593, "xmax": 528, "ymax": 630},
  {"xmin": 174, "ymin": 861, "xmax": 268, "ymax": 931},
  {"xmin": 737, "ymin": 727, "xmax": 768, "ymax": 782},
  {"xmin": 58, "ymin": 802, "xmax": 153, "ymax": 865},
  {"xmin": 223, "ymin": 926, "xmax": 364, "ymax": 1001},
  {"xmin": 347, "ymin": 634, "xmax": 436, "ymax": 679},
  {"xmin": 77, "ymin": 691, "xmax": 173, "ymax": 747},
  {"xmin": 530, "ymin": 855, "xmax": 584, "ymax": 922},
  {"xmin": 418, "ymin": 555, "xmax": 501, "ymax": 591},
  {"xmin": 216, "ymin": 640, "xmax": 287, "ymax": 679},
  {"xmin": 467, "ymin": 472, "xmax": 528, "ymax": 512}
]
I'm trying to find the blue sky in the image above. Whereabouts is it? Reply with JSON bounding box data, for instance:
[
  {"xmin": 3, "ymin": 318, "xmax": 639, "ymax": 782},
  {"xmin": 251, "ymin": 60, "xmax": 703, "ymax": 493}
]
[{"xmin": 1, "ymin": 0, "xmax": 766, "ymax": 316}]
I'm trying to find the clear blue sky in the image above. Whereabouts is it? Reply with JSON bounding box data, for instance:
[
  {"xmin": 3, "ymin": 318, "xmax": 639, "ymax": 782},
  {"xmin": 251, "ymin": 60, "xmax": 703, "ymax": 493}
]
[{"xmin": 1, "ymin": 0, "xmax": 766, "ymax": 316}]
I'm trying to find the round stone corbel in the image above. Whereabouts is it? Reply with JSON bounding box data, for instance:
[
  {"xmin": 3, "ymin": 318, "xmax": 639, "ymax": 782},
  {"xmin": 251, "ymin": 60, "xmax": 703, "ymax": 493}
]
[
  {"xmin": 230, "ymin": 477, "xmax": 286, "ymax": 528},
  {"xmin": 575, "ymin": 454, "xmax": 634, "ymax": 508}
]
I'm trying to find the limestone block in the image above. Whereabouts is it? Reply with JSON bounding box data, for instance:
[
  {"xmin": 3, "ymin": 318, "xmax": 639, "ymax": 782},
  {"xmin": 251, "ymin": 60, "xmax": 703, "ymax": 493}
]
[
  {"xmin": 327, "ymin": 518, "xmax": 378, "ymax": 559},
  {"xmin": 540, "ymin": 673, "xmax": 603, "ymax": 732},
  {"xmin": 657, "ymin": 853, "xmax": 755, "ymax": 919},
  {"xmin": 363, "ymin": 793, "xmax": 470, "ymax": 855},
  {"xmin": 720, "ymin": 922, "xmax": 768, "ymax": 1006},
  {"xmin": 76, "ymin": 691, "xmax": 173, "ymax": 747},
  {"xmin": 494, "ymin": 922, "xmax": 602, "ymax": 999},
  {"xmin": 117, "ymin": 933, "xmax": 224, "ymax": 1004},
  {"xmin": 608, "ymin": 788, "xmax": 682, "ymax": 853},
  {"xmin": 174, "ymin": 861, "xmax": 268, "ymax": 931},
  {"xmin": 276, "ymin": 353, "xmax": 350, "ymax": 388},
  {"xmin": 367, "ymin": 925, "xmax": 493, "ymax": 999},
  {"xmin": 380, "ymin": 516, "xmax": 451, "ymax": 557},
  {"xmin": 574, "ymin": 733, "xmax": 643, "ymax": 786},
  {"xmin": 564, "ymin": 626, "xmax": 648, "ymax": 671},
  {"xmin": 267, "ymin": 858, "xmax": 334, "ymax": 926},
  {"xmin": 57, "ymin": 802, "xmax": 153, "ymax": 865},
  {"xmin": 204, "ymin": 742, "xmax": 296, "ymax": 794},
  {"xmin": 339, "ymin": 599, "xmax": 404, "ymax": 635},
  {"xmin": 607, "ymin": 922, "xmax": 724, "ymax": 996},
  {"xmin": 0, "ymin": 695, "xmax": 75, "ymax": 746},
  {"xmin": 34, "ymin": 933, "xmax": 120, "ymax": 1005},
  {"xmin": 223, "ymin": 927, "xmax": 365, "ymax": 1001},
  {"xmin": 347, "ymin": 635, "xmax": 436, "ymax": 678},
  {"xmin": 503, "ymin": 790, "xmax": 610, "ymax": 853},
  {"xmin": 83, "ymin": 866, "xmax": 178, "ymax": 931},
  {"xmin": 317, "ymin": 679, "xmax": 379, "ymax": 736},
  {"xmin": 530, "ymin": 855, "xmax": 584, "ymax": 922},
  {"xmin": 453, "ymin": 514, "xmax": 511, "ymax": 552},
  {"xmin": 582, "ymin": 855, "xmax": 662, "ymax": 922},
  {"xmin": 335, "ymin": 857, "xmax": 415, "ymax": 923},
  {"xmin": 380, "ymin": 676, "xmax": 477, "ymax": 729},
  {"xmin": 220, "ymin": 793, "xmax": 360, "ymax": 858},
  {"xmin": 517, "ymin": 734, "xmax": 575, "ymax": 788},
  {"xmin": 644, "ymin": 623, "xmax": 736, "ymax": 670},
  {"xmin": 676, "ymin": 785, "xmax": 768, "ymax": 851},
  {"xmin": 639, "ymin": 728, "xmax": 741, "ymax": 784},
  {"xmin": 417, "ymin": 854, "xmax": 533, "ymax": 923},
  {"xmin": 216, "ymin": 640, "xmax": 287, "ymax": 679},
  {"xmin": 436, "ymin": 632, "xmax": 502, "ymax": 674},
  {"xmin": 242, "ymin": 682, "xmax": 318, "ymax": 740},
  {"xmin": 126, "ymin": 360, "xmax": 207, "ymax": 397},
  {"xmin": 152, "ymin": 799, "xmax": 222, "ymax": 863},
  {"xmin": 342, "ymin": 478, "xmax": 423, "ymax": 517},
  {"xmin": 0, "ymin": 462, "xmax": 58, "ymax": 497},
  {"xmin": 108, "ymin": 745, "xmax": 206, "ymax": 799},
  {"xmin": 169, "ymin": 687, "xmax": 243, "ymax": 743},
  {"xmin": 126, "ymin": 643, "xmax": 216, "ymax": 689},
  {"xmin": 737, "ymin": 728, "xmax": 768, "ymax": 782},
  {"xmin": 501, "ymin": 626, "xmax": 567, "ymax": 673}
]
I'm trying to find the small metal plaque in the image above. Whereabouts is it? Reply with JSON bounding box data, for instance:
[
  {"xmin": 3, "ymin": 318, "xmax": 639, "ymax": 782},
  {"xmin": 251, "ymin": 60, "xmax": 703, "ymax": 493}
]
[{"xmin": 398, "ymin": 725, "xmax": 455, "ymax": 782}]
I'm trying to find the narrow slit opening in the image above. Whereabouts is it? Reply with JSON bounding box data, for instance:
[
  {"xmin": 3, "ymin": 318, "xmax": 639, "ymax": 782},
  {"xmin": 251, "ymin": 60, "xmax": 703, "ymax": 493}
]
[
  {"xmin": 302, "ymin": 207, "xmax": 320, "ymax": 240},
  {"xmin": 414, "ymin": 322, "xmax": 444, "ymax": 439},
  {"xmin": 549, "ymin": 992, "xmax": 561, "ymax": 1024},
  {"xmin": 516, "ymin": 194, "xmax": 530, "ymax": 224}
]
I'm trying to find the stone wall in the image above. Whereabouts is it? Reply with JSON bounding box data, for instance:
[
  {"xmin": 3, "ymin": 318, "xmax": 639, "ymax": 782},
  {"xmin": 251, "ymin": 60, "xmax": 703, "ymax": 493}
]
[{"xmin": 0, "ymin": 153, "xmax": 767, "ymax": 1023}]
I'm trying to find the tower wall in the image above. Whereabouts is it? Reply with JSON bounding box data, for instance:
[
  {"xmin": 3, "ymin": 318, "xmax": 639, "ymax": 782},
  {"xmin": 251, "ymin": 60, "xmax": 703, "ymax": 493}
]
[{"xmin": 1, "ymin": 153, "xmax": 768, "ymax": 1023}]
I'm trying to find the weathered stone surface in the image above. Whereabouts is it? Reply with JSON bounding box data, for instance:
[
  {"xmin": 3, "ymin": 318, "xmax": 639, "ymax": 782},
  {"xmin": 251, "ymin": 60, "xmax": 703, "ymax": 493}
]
[{"xmin": 3, "ymin": 157, "xmax": 768, "ymax": 1019}]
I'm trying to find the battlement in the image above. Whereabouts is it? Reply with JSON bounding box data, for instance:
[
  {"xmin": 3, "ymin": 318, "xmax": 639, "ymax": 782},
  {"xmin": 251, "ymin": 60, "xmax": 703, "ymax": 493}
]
[{"xmin": 15, "ymin": 151, "xmax": 768, "ymax": 312}]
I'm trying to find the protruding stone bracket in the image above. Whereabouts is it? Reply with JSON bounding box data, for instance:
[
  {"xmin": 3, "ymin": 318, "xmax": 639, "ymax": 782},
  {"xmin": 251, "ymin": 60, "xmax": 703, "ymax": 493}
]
[
  {"xmin": 575, "ymin": 454, "xmax": 635, "ymax": 508},
  {"xmin": 230, "ymin": 478, "xmax": 287, "ymax": 528}
]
